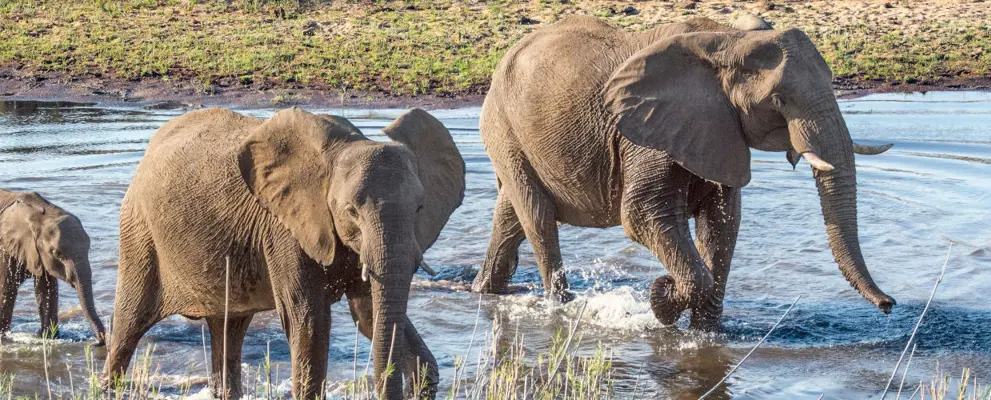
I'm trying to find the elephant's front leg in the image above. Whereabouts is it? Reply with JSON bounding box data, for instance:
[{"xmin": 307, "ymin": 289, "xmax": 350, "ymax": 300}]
[
  {"xmin": 34, "ymin": 273, "xmax": 59, "ymax": 338},
  {"xmin": 348, "ymin": 293, "xmax": 439, "ymax": 399},
  {"xmin": 472, "ymin": 188, "xmax": 526, "ymax": 294},
  {"xmin": 637, "ymin": 220, "xmax": 714, "ymax": 325},
  {"xmin": 621, "ymin": 160, "xmax": 714, "ymax": 325},
  {"xmin": 400, "ymin": 317, "xmax": 438, "ymax": 399},
  {"xmin": 690, "ymin": 186, "xmax": 741, "ymax": 331},
  {"xmin": 0, "ymin": 264, "xmax": 24, "ymax": 335},
  {"xmin": 206, "ymin": 315, "xmax": 254, "ymax": 399},
  {"xmin": 269, "ymin": 251, "xmax": 331, "ymax": 399}
]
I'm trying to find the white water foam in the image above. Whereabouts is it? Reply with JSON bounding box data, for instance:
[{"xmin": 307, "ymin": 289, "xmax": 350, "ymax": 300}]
[{"xmin": 491, "ymin": 286, "xmax": 662, "ymax": 334}]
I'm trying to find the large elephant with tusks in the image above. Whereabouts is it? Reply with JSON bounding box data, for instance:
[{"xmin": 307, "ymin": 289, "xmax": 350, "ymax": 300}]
[{"xmin": 471, "ymin": 16, "xmax": 895, "ymax": 330}]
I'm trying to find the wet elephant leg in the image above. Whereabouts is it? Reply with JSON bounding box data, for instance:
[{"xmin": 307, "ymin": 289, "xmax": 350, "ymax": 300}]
[
  {"xmin": 0, "ymin": 263, "xmax": 25, "ymax": 335},
  {"xmin": 348, "ymin": 294, "xmax": 438, "ymax": 399},
  {"xmin": 102, "ymin": 218, "xmax": 164, "ymax": 389},
  {"xmin": 101, "ymin": 280, "xmax": 164, "ymax": 390},
  {"xmin": 497, "ymin": 160, "xmax": 571, "ymax": 302},
  {"xmin": 268, "ymin": 245, "xmax": 331, "ymax": 399},
  {"xmin": 348, "ymin": 291, "xmax": 374, "ymax": 340},
  {"xmin": 471, "ymin": 186, "xmax": 526, "ymax": 294},
  {"xmin": 621, "ymin": 156, "xmax": 714, "ymax": 325},
  {"xmin": 207, "ymin": 314, "xmax": 254, "ymax": 400},
  {"xmin": 690, "ymin": 185, "xmax": 741, "ymax": 331},
  {"xmin": 401, "ymin": 317, "xmax": 438, "ymax": 399},
  {"xmin": 34, "ymin": 272, "xmax": 59, "ymax": 338},
  {"xmin": 348, "ymin": 293, "xmax": 379, "ymax": 387}
]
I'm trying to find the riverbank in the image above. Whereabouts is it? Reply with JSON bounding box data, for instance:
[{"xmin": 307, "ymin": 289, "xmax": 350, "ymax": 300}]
[{"xmin": 1, "ymin": 0, "xmax": 990, "ymax": 109}]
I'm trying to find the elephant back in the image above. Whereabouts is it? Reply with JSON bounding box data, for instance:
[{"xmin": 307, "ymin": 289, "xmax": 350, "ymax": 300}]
[
  {"xmin": 145, "ymin": 108, "xmax": 262, "ymax": 156},
  {"xmin": 0, "ymin": 189, "xmax": 18, "ymax": 213},
  {"xmin": 127, "ymin": 109, "xmax": 266, "ymax": 242},
  {"xmin": 136, "ymin": 109, "xmax": 262, "ymax": 191}
]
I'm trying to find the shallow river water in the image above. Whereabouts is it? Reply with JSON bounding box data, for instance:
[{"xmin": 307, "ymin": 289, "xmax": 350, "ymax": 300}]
[{"xmin": 0, "ymin": 91, "xmax": 989, "ymax": 399}]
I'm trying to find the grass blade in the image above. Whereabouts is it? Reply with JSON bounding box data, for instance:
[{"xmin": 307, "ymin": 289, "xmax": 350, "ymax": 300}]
[
  {"xmin": 699, "ymin": 295, "xmax": 801, "ymax": 400},
  {"xmin": 882, "ymin": 244, "xmax": 952, "ymax": 399}
]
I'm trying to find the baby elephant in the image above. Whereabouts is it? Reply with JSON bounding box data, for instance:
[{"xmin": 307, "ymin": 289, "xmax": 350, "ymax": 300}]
[
  {"xmin": 0, "ymin": 189, "xmax": 106, "ymax": 344},
  {"xmin": 103, "ymin": 108, "xmax": 465, "ymax": 400}
]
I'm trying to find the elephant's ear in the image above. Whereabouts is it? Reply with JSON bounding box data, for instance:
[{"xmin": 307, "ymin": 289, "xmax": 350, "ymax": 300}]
[
  {"xmin": 604, "ymin": 32, "xmax": 754, "ymax": 187},
  {"xmin": 0, "ymin": 197, "xmax": 44, "ymax": 276},
  {"xmin": 237, "ymin": 108, "xmax": 362, "ymax": 265},
  {"xmin": 382, "ymin": 109, "xmax": 466, "ymax": 251}
]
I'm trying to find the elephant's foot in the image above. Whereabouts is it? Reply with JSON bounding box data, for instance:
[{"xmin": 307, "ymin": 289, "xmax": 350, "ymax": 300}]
[
  {"xmin": 36, "ymin": 326, "xmax": 60, "ymax": 340},
  {"xmin": 471, "ymin": 269, "xmax": 511, "ymax": 295},
  {"xmin": 649, "ymin": 275, "xmax": 689, "ymax": 325},
  {"xmin": 546, "ymin": 288, "xmax": 577, "ymax": 304},
  {"xmin": 99, "ymin": 373, "xmax": 123, "ymax": 393},
  {"xmin": 470, "ymin": 279, "xmax": 504, "ymax": 294},
  {"xmin": 405, "ymin": 377, "xmax": 438, "ymax": 400},
  {"xmin": 212, "ymin": 385, "xmax": 243, "ymax": 400},
  {"xmin": 689, "ymin": 309, "xmax": 723, "ymax": 332}
]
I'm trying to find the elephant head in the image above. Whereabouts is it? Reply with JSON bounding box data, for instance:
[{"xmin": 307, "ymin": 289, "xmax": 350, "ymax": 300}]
[
  {"xmin": 238, "ymin": 108, "xmax": 464, "ymax": 398},
  {"xmin": 0, "ymin": 190, "xmax": 106, "ymax": 344},
  {"xmin": 604, "ymin": 28, "xmax": 895, "ymax": 313}
]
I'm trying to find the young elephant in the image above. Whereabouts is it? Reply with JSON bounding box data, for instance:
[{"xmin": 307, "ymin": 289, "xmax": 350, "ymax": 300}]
[
  {"xmin": 0, "ymin": 189, "xmax": 106, "ymax": 344},
  {"xmin": 470, "ymin": 16, "xmax": 896, "ymax": 330},
  {"xmin": 102, "ymin": 108, "xmax": 465, "ymax": 399}
]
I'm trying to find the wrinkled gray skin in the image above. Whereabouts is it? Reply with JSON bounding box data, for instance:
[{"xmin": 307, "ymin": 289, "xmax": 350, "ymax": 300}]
[
  {"xmin": 470, "ymin": 16, "xmax": 896, "ymax": 330},
  {"xmin": 0, "ymin": 189, "xmax": 106, "ymax": 344},
  {"xmin": 102, "ymin": 108, "xmax": 465, "ymax": 399}
]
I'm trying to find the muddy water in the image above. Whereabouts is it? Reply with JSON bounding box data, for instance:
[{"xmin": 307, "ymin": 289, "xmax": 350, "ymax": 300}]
[{"xmin": 0, "ymin": 92, "xmax": 989, "ymax": 399}]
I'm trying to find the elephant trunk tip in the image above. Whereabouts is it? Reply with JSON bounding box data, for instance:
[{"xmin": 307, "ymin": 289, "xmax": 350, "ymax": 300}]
[
  {"xmin": 853, "ymin": 279, "xmax": 896, "ymax": 314},
  {"xmin": 873, "ymin": 293, "xmax": 896, "ymax": 314}
]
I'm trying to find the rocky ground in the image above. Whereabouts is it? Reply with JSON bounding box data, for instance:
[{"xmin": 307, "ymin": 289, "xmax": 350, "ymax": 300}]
[{"xmin": 1, "ymin": 0, "xmax": 989, "ymax": 109}]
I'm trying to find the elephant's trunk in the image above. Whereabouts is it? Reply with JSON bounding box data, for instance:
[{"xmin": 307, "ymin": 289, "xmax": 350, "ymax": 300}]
[
  {"xmin": 71, "ymin": 262, "xmax": 106, "ymax": 345},
  {"xmin": 364, "ymin": 227, "xmax": 417, "ymax": 399},
  {"xmin": 790, "ymin": 101, "xmax": 895, "ymax": 314}
]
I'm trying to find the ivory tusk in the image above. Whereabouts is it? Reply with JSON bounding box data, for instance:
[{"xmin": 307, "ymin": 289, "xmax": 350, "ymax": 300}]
[
  {"xmin": 419, "ymin": 261, "xmax": 437, "ymax": 277},
  {"xmin": 361, "ymin": 263, "xmax": 369, "ymax": 282},
  {"xmin": 852, "ymin": 142, "xmax": 894, "ymax": 155},
  {"xmin": 803, "ymin": 152, "xmax": 835, "ymax": 172}
]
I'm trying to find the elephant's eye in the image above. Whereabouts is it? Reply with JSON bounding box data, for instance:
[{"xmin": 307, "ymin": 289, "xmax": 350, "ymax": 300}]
[
  {"xmin": 771, "ymin": 94, "xmax": 785, "ymax": 109},
  {"xmin": 344, "ymin": 204, "xmax": 359, "ymax": 219},
  {"xmin": 416, "ymin": 205, "xmax": 424, "ymax": 214}
]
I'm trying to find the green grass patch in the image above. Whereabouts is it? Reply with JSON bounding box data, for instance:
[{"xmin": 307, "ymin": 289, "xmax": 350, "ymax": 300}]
[{"xmin": 0, "ymin": 1, "xmax": 988, "ymax": 95}]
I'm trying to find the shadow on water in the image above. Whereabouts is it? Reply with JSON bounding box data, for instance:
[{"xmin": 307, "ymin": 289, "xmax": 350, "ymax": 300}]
[
  {"xmin": 0, "ymin": 100, "xmax": 97, "ymax": 123},
  {"xmin": 0, "ymin": 100, "xmax": 166, "ymax": 126},
  {"xmin": 721, "ymin": 301, "xmax": 991, "ymax": 352}
]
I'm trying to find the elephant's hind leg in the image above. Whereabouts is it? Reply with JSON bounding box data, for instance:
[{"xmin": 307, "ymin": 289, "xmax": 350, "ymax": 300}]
[
  {"xmin": 690, "ymin": 185, "xmax": 741, "ymax": 331},
  {"xmin": 495, "ymin": 160, "xmax": 572, "ymax": 302},
  {"xmin": 102, "ymin": 212, "xmax": 165, "ymax": 389},
  {"xmin": 471, "ymin": 187, "xmax": 526, "ymax": 294},
  {"xmin": 206, "ymin": 314, "xmax": 253, "ymax": 399}
]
